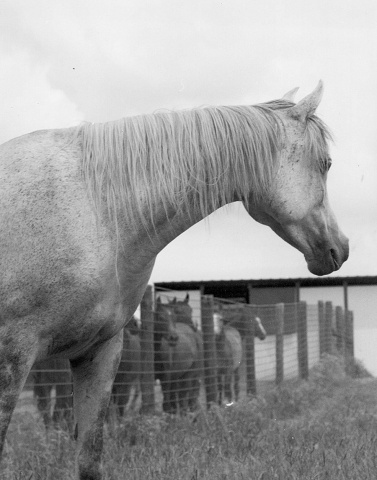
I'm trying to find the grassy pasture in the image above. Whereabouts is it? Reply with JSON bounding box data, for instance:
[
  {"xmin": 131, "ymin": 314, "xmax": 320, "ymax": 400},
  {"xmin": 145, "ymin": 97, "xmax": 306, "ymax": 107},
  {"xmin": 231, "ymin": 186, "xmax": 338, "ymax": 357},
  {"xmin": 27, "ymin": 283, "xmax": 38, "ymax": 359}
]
[{"xmin": 1, "ymin": 355, "xmax": 376, "ymax": 480}]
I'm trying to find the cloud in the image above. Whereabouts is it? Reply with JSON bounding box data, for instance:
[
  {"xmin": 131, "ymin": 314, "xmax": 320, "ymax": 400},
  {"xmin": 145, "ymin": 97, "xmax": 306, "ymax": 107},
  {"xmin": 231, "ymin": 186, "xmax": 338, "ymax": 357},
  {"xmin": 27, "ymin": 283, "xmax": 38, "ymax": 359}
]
[
  {"xmin": 0, "ymin": 49, "xmax": 83, "ymax": 143},
  {"xmin": 2, "ymin": 0, "xmax": 375, "ymax": 121}
]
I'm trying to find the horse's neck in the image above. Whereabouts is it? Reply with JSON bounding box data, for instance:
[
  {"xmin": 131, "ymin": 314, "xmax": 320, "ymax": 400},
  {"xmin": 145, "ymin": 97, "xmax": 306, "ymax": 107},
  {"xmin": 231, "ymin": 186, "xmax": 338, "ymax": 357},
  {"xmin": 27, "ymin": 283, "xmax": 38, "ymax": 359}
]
[
  {"xmin": 82, "ymin": 106, "xmax": 278, "ymax": 262},
  {"xmin": 216, "ymin": 330, "xmax": 226, "ymax": 345},
  {"xmin": 177, "ymin": 318, "xmax": 196, "ymax": 330},
  {"xmin": 143, "ymin": 197, "xmax": 214, "ymax": 254}
]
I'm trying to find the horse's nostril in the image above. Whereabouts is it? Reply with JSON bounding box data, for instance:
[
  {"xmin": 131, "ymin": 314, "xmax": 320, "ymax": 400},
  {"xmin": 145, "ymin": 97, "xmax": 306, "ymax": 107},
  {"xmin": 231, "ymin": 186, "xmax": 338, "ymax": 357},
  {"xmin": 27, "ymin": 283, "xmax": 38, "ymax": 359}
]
[
  {"xmin": 168, "ymin": 334, "xmax": 178, "ymax": 346},
  {"xmin": 330, "ymin": 248, "xmax": 340, "ymax": 270}
]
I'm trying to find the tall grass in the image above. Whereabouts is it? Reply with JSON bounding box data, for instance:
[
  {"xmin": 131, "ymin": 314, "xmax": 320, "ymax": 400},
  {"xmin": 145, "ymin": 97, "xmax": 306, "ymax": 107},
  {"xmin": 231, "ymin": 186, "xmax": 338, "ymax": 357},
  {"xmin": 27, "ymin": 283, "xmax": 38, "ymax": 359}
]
[{"xmin": 2, "ymin": 355, "xmax": 376, "ymax": 480}]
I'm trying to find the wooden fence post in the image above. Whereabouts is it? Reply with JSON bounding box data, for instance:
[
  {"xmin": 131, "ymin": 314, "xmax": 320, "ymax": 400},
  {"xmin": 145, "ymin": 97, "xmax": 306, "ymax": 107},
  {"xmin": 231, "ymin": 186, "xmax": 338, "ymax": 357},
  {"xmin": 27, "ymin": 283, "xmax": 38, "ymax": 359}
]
[
  {"xmin": 297, "ymin": 302, "xmax": 309, "ymax": 380},
  {"xmin": 324, "ymin": 301, "xmax": 333, "ymax": 354},
  {"xmin": 275, "ymin": 303, "xmax": 284, "ymax": 385},
  {"xmin": 139, "ymin": 285, "xmax": 155, "ymax": 413},
  {"xmin": 201, "ymin": 295, "xmax": 217, "ymax": 407},
  {"xmin": 335, "ymin": 306, "xmax": 345, "ymax": 357},
  {"xmin": 346, "ymin": 310, "xmax": 354, "ymax": 359},
  {"xmin": 245, "ymin": 304, "xmax": 256, "ymax": 396},
  {"xmin": 318, "ymin": 301, "xmax": 326, "ymax": 355}
]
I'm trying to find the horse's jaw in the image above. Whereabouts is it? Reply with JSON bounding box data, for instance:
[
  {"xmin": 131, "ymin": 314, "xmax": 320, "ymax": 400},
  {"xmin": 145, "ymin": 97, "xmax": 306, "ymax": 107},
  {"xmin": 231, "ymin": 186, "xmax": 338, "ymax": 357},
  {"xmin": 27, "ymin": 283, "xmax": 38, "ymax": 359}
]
[
  {"xmin": 283, "ymin": 213, "xmax": 349, "ymax": 276},
  {"xmin": 246, "ymin": 206, "xmax": 349, "ymax": 276}
]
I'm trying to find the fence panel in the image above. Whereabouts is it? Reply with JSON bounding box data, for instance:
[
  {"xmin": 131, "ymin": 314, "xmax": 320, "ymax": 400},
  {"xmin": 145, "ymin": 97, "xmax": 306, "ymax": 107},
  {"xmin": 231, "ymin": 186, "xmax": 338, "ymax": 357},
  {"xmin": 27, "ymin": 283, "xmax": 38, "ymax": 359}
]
[{"xmin": 21, "ymin": 287, "xmax": 353, "ymax": 421}]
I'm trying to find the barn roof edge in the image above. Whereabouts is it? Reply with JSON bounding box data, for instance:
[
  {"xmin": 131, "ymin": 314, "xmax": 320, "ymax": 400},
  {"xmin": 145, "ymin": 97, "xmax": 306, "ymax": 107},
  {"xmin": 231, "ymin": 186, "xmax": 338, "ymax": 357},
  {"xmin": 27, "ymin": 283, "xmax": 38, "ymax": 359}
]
[{"xmin": 154, "ymin": 275, "xmax": 377, "ymax": 290}]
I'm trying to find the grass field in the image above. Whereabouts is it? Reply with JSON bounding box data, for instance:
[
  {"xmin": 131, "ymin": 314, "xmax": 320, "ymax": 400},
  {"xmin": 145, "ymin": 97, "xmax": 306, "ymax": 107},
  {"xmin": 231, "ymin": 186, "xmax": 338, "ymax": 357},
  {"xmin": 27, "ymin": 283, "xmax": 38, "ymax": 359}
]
[{"xmin": 1, "ymin": 354, "xmax": 376, "ymax": 480}]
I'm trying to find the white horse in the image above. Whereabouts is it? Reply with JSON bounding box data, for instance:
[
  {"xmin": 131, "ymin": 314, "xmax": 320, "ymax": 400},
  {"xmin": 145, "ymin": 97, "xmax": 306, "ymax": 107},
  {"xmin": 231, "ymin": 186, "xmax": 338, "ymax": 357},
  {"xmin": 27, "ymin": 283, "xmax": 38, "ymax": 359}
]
[
  {"xmin": 213, "ymin": 310, "xmax": 266, "ymax": 405},
  {"xmin": 0, "ymin": 81, "xmax": 348, "ymax": 479}
]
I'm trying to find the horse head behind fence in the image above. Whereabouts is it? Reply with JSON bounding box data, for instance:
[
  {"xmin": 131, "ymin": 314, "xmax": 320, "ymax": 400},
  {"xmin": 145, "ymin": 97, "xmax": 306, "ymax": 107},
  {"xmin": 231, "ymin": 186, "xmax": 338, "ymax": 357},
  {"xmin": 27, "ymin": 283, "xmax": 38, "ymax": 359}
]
[
  {"xmin": 254, "ymin": 317, "xmax": 267, "ymax": 341},
  {"xmin": 168, "ymin": 294, "xmax": 197, "ymax": 331}
]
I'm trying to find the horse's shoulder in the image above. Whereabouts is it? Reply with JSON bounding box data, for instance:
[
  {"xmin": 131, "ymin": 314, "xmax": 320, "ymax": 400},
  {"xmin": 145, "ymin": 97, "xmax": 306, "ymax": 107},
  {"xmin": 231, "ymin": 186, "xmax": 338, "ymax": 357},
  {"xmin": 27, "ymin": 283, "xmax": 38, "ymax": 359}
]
[
  {"xmin": 176, "ymin": 322, "xmax": 196, "ymax": 334},
  {"xmin": 224, "ymin": 325, "xmax": 241, "ymax": 338},
  {"xmin": 174, "ymin": 323, "xmax": 202, "ymax": 352}
]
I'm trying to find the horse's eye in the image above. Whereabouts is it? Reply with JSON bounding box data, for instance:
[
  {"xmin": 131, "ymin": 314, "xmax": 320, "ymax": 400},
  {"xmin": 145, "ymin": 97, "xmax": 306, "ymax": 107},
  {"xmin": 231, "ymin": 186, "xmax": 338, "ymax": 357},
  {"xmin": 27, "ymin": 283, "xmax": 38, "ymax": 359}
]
[{"xmin": 322, "ymin": 157, "xmax": 332, "ymax": 173}]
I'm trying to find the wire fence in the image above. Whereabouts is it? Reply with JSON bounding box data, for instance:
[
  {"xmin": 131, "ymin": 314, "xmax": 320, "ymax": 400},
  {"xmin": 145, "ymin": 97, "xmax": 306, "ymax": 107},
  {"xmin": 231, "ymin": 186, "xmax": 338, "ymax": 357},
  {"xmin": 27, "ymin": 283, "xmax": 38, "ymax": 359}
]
[{"xmin": 19, "ymin": 285, "xmax": 354, "ymax": 425}]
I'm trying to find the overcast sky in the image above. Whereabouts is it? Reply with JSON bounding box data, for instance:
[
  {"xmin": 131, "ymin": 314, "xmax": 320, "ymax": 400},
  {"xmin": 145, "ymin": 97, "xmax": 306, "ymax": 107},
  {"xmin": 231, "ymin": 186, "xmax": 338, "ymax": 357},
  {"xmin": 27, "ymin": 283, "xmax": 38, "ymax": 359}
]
[{"xmin": 1, "ymin": 0, "xmax": 376, "ymax": 284}]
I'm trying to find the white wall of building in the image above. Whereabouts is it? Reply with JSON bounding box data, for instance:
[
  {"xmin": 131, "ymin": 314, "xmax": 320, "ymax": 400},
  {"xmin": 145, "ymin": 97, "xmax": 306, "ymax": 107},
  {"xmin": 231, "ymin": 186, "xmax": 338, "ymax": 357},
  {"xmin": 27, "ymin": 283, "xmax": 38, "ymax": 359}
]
[{"xmin": 301, "ymin": 284, "xmax": 377, "ymax": 376}]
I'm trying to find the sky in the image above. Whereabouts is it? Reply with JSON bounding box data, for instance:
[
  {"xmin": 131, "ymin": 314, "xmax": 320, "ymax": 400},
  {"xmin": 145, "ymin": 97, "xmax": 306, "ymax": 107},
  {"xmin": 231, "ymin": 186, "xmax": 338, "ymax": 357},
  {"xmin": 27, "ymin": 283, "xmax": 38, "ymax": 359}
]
[{"xmin": 1, "ymin": 0, "xmax": 376, "ymax": 286}]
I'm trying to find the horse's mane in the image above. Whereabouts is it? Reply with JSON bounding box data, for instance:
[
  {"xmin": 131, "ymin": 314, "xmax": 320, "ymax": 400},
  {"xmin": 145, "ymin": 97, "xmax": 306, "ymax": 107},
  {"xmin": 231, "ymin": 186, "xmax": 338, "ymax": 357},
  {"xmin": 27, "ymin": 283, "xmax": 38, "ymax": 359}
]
[{"xmin": 79, "ymin": 100, "xmax": 332, "ymax": 233}]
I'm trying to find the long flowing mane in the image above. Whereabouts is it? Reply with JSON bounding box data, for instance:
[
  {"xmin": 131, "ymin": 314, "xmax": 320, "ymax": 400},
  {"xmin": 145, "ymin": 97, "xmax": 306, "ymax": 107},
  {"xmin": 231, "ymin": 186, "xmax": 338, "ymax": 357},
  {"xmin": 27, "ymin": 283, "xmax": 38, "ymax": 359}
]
[{"xmin": 79, "ymin": 100, "xmax": 331, "ymax": 232}]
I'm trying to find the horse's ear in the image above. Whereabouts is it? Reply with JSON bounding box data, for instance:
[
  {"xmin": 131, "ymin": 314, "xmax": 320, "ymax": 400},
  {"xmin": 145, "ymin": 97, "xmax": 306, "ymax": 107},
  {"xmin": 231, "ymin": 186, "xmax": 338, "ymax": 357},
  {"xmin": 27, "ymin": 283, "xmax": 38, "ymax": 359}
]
[
  {"xmin": 157, "ymin": 297, "xmax": 161, "ymax": 304},
  {"xmin": 184, "ymin": 293, "xmax": 189, "ymax": 303},
  {"xmin": 288, "ymin": 80, "xmax": 324, "ymax": 122},
  {"xmin": 172, "ymin": 297, "xmax": 177, "ymax": 304},
  {"xmin": 282, "ymin": 86, "xmax": 299, "ymax": 102}
]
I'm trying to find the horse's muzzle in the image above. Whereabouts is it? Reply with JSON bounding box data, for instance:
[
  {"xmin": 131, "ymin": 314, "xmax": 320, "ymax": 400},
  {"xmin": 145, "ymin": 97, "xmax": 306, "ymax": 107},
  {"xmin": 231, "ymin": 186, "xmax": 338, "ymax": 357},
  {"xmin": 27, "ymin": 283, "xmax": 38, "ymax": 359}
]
[
  {"xmin": 167, "ymin": 332, "xmax": 179, "ymax": 347},
  {"xmin": 307, "ymin": 237, "xmax": 349, "ymax": 276}
]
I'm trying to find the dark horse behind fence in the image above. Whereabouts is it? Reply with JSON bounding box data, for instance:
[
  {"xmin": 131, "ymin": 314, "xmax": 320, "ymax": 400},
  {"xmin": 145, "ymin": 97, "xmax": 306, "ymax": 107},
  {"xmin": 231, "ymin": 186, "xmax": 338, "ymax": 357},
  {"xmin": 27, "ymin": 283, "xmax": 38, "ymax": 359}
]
[
  {"xmin": 155, "ymin": 295, "xmax": 203, "ymax": 413},
  {"xmin": 0, "ymin": 82, "xmax": 348, "ymax": 479},
  {"xmin": 214, "ymin": 304, "xmax": 266, "ymax": 405}
]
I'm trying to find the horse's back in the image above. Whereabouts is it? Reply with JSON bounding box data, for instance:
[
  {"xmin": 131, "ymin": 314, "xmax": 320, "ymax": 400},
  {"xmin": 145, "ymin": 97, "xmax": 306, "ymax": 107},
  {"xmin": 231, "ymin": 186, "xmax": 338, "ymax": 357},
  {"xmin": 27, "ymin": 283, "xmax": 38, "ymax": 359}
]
[{"xmin": 224, "ymin": 326, "xmax": 242, "ymax": 370}]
